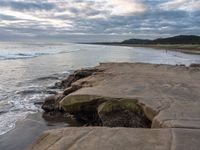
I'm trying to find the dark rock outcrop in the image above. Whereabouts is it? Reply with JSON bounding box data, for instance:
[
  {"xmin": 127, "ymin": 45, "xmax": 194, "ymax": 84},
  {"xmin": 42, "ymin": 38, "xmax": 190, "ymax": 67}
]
[
  {"xmin": 42, "ymin": 68, "xmax": 101, "ymax": 115},
  {"xmin": 55, "ymin": 68, "xmax": 100, "ymax": 89},
  {"xmin": 190, "ymin": 63, "xmax": 200, "ymax": 68},
  {"xmin": 42, "ymin": 94, "xmax": 65, "ymax": 113}
]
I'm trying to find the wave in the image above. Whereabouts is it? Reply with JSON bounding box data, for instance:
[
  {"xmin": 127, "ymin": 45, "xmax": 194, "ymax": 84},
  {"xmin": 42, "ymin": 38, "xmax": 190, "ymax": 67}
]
[
  {"xmin": 0, "ymin": 49, "xmax": 81, "ymax": 60},
  {"xmin": 16, "ymin": 89, "xmax": 58, "ymax": 95}
]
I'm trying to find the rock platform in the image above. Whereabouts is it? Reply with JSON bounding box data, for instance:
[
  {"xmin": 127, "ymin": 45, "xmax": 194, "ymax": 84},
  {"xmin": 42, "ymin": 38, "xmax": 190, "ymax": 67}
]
[{"xmin": 27, "ymin": 63, "xmax": 200, "ymax": 150}]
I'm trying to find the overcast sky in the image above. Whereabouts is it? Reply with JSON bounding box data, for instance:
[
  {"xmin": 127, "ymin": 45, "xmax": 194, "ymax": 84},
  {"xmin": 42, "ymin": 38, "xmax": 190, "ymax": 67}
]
[{"xmin": 0, "ymin": 0, "xmax": 199, "ymax": 42}]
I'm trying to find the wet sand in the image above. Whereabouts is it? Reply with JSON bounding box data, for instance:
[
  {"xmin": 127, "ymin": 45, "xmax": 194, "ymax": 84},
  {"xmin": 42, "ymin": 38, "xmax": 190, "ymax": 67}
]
[{"xmin": 0, "ymin": 112, "xmax": 81, "ymax": 150}]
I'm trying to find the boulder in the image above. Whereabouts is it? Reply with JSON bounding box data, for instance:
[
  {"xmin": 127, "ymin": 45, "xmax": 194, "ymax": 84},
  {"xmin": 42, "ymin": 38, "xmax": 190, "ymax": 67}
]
[
  {"xmin": 190, "ymin": 63, "xmax": 200, "ymax": 67},
  {"xmin": 98, "ymin": 99, "xmax": 151, "ymax": 127},
  {"xmin": 60, "ymin": 95, "xmax": 151, "ymax": 127},
  {"xmin": 42, "ymin": 94, "xmax": 65, "ymax": 113},
  {"xmin": 60, "ymin": 95, "xmax": 105, "ymax": 125},
  {"xmin": 55, "ymin": 68, "xmax": 100, "ymax": 89}
]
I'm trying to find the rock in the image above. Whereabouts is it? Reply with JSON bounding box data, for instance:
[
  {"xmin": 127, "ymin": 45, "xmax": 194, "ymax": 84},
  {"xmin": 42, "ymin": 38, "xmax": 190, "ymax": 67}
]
[
  {"xmin": 60, "ymin": 95, "xmax": 102, "ymax": 113},
  {"xmin": 27, "ymin": 127, "xmax": 200, "ymax": 150},
  {"xmin": 190, "ymin": 63, "xmax": 200, "ymax": 67},
  {"xmin": 42, "ymin": 86, "xmax": 81, "ymax": 114},
  {"xmin": 60, "ymin": 95, "xmax": 106, "ymax": 125},
  {"xmin": 63, "ymin": 85, "xmax": 81, "ymax": 96},
  {"xmin": 60, "ymin": 63, "xmax": 200, "ymax": 128},
  {"xmin": 55, "ymin": 68, "xmax": 100, "ymax": 89},
  {"xmin": 97, "ymin": 99, "xmax": 151, "ymax": 127},
  {"xmin": 42, "ymin": 94, "xmax": 65, "ymax": 113},
  {"xmin": 28, "ymin": 63, "xmax": 200, "ymax": 149},
  {"xmin": 60, "ymin": 95, "xmax": 151, "ymax": 127},
  {"xmin": 41, "ymin": 68, "xmax": 101, "ymax": 114},
  {"xmin": 34, "ymin": 101, "xmax": 44, "ymax": 105}
]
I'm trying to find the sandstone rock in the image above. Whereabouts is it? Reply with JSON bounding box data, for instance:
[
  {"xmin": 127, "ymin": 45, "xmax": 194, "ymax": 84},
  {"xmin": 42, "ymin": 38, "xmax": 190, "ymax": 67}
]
[
  {"xmin": 55, "ymin": 68, "xmax": 100, "ymax": 89},
  {"xmin": 190, "ymin": 63, "xmax": 200, "ymax": 67},
  {"xmin": 63, "ymin": 85, "xmax": 81, "ymax": 96},
  {"xmin": 29, "ymin": 63, "xmax": 200, "ymax": 150},
  {"xmin": 60, "ymin": 63, "xmax": 200, "ymax": 128},
  {"xmin": 42, "ymin": 69, "xmax": 98, "ymax": 113},
  {"xmin": 42, "ymin": 94, "xmax": 65, "ymax": 113},
  {"xmin": 27, "ymin": 127, "xmax": 200, "ymax": 150},
  {"xmin": 60, "ymin": 95, "xmax": 105, "ymax": 125},
  {"xmin": 60, "ymin": 95, "xmax": 151, "ymax": 127}
]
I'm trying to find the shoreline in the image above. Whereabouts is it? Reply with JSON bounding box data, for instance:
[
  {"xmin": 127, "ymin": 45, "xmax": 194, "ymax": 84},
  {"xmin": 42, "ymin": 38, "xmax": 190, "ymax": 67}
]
[
  {"xmin": 87, "ymin": 43, "xmax": 200, "ymax": 54},
  {"xmin": 27, "ymin": 62, "xmax": 200, "ymax": 149}
]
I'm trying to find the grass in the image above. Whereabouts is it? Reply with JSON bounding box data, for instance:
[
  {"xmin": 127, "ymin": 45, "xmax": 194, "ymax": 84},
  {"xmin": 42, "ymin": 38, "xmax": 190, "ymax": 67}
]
[{"xmin": 112, "ymin": 44, "xmax": 200, "ymax": 54}]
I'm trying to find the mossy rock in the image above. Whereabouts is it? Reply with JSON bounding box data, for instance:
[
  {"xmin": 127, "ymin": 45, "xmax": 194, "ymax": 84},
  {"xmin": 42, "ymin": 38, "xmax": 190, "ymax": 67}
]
[
  {"xmin": 98, "ymin": 99, "xmax": 139, "ymax": 114},
  {"xmin": 60, "ymin": 95, "xmax": 151, "ymax": 127},
  {"xmin": 60, "ymin": 95, "xmax": 105, "ymax": 113}
]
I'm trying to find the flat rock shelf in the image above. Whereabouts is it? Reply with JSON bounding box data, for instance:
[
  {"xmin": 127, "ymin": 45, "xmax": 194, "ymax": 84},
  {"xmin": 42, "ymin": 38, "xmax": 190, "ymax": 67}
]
[{"xmin": 27, "ymin": 63, "xmax": 200, "ymax": 150}]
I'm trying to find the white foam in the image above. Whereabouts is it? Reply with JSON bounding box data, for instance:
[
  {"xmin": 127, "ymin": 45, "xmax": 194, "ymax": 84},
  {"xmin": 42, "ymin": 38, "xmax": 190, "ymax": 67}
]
[
  {"xmin": 0, "ymin": 111, "xmax": 35, "ymax": 135},
  {"xmin": 0, "ymin": 93, "xmax": 47, "ymax": 135},
  {"xmin": 0, "ymin": 43, "xmax": 81, "ymax": 60}
]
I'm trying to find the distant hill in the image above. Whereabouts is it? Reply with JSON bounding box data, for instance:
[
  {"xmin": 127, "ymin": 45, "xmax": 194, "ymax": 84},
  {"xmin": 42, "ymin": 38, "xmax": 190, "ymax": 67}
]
[
  {"xmin": 121, "ymin": 35, "xmax": 200, "ymax": 45},
  {"xmin": 121, "ymin": 39, "xmax": 151, "ymax": 44}
]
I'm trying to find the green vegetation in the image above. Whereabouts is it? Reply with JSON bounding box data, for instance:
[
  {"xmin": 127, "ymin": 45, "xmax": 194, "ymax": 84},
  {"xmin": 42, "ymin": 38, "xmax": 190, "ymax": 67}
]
[
  {"xmin": 88, "ymin": 35, "xmax": 200, "ymax": 53},
  {"xmin": 122, "ymin": 35, "xmax": 200, "ymax": 45},
  {"xmin": 118, "ymin": 44, "xmax": 200, "ymax": 53}
]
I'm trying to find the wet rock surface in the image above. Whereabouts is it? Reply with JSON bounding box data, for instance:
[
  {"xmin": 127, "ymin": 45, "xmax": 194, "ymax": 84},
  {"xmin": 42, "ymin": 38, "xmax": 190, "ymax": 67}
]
[{"xmin": 42, "ymin": 94, "xmax": 65, "ymax": 113}]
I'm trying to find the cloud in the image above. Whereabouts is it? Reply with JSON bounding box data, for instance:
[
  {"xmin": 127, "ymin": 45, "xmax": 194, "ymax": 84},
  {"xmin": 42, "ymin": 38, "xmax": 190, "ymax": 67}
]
[
  {"xmin": 102, "ymin": 0, "xmax": 146, "ymax": 15},
  {"xmin": 160, "ymin": 0, "xmax": 200, "ymax": 11},
  {"xmin": 0, "ymin": 0, "xmax": 199, "ymax": 42},
  {"xmin": 0, "ymin": 0, "xmax": 56, "ymax": 11}
]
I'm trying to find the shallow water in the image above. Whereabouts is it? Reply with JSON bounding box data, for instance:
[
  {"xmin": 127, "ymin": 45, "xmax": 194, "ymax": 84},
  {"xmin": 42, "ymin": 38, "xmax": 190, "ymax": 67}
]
[{"xmin": 0, "ymin": 42, "xmax": 200, "ymax": 135}]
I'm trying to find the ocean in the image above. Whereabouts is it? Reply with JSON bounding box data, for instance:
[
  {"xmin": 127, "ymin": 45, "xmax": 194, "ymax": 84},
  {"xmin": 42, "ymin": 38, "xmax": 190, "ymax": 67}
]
[{"xmin": 0, "ymin": 42, "xmax": 200, "ymax": 136}]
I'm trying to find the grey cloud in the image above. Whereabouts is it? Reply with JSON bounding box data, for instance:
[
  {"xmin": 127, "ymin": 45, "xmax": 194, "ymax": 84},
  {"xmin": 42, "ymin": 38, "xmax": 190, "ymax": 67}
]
[
  {"xmin": 0, "ymin": 0, "xmax": 56, "ymax": 11},
  {"xmin": 0, "ymin": 14, "xmax": 17, "ymax": 20},
  {"xmin": 0, "ymin": 0, "xmax": 199, "ymax": 42}
]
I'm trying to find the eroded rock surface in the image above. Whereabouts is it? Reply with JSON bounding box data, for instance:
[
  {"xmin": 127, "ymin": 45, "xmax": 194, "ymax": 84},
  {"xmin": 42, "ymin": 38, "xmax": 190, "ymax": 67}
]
[
  {"xmin": 59, "ymin": 63, "xmax": 200, "ymax": 128},
  {"xmin": 27, "ymin": 127, "xmax": 200, "ymax": 150},
  {"xmin": 33, "ymin": 63, "xmax": 200, "ymax": 150},
  {"xmin": 98, "ymin": 99, "xmax": 151, "ymax": 127}
]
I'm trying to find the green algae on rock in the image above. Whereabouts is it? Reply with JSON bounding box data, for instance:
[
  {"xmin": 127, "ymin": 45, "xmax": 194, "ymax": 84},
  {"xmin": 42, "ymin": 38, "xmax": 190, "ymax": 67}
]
[{"xmin": 60, "ymin": 95, "xmax": 151, "ymax": 127}]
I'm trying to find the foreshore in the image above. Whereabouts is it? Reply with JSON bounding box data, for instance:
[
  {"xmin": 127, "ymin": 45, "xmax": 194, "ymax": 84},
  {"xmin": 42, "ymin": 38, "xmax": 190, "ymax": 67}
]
[
  {"xmin": 0, "ymin": 112, "xmax": 82, "ymax": 150},
  {"xmin": 89, "ymin": 43, "xmax": 200, "ymax": 54},
  {"xmin": 26, "ymin": 62, "xmax": 200, "ymax": 150}
]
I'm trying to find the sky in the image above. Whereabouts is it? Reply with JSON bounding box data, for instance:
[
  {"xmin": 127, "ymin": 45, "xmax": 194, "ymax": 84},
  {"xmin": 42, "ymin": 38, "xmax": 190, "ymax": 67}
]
[{"xmin": 0, "ymin": 0, "xmax": 199, "ymax": 42}]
